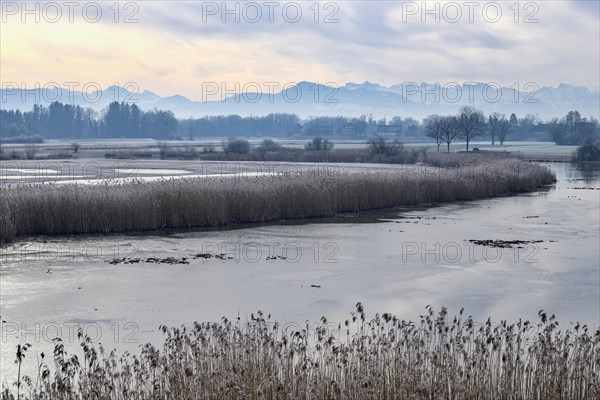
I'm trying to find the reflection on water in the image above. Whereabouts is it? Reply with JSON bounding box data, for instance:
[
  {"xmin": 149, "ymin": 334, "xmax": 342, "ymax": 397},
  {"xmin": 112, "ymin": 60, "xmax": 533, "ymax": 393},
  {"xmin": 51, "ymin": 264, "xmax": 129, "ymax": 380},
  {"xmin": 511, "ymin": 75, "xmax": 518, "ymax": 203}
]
[
  {"xmin": 572, "ymin": 162, "xmax": 600, "ymax": 183},
  {"xmin": 0, "ymin": 162, "xmax": 598, "ymax": 381}
]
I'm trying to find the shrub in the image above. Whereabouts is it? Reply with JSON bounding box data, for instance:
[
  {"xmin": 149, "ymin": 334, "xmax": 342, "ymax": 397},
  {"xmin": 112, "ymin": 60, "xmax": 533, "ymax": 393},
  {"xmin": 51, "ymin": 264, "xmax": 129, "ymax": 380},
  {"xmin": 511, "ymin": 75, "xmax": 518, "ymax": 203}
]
[
  {"xmin": 8, "ymin": 149, "xmax": 23, "ymax": 159},
  {"xmin": 202, "ymin": 144, "xmax": 216, "ymax": 153},
  {"xmin": 179, "ymin": 145, "xmax": 199, "ymax": 160},
  {"xmin": 44, "ymin": 152, "xmax": 73, "ymax": 160},
  {"xmin": 257, "ymin": 139, "xmax": 282, "ymax": 152},
  {"xmin": 368, "ymin": 136, "xmax": 403, "ymax": 157},
  {"xmin": 256, "ymin": 139, "xmax": 282, "ymax": 159},
  {"xmin": 23, "ymin": 145, "xmax": 39, "ymax": 160},
  {"xmin": 305, "ymin": 137, "xmax": 334, "ymax": 151},
  {"xmin": 106, "ymin": 150, "xmax": 156, "ymax": 160},
  {"xmin": 223, "ymin": 137, "xmax": 251, "ymax": 154},
  {"xmin": 156, "ymin": 142, "xmax": 200, "ymax": 159},
  {"xmin": 130, "ymin": 151, "xmax": 153, "ymax": 159},
  {"xmin": 157, "ymin": 141, "xmax": 171, "ymax": 157},
  {"xmin": 573, "ymin": 138, "xmax": 600, "ymax": 162}
]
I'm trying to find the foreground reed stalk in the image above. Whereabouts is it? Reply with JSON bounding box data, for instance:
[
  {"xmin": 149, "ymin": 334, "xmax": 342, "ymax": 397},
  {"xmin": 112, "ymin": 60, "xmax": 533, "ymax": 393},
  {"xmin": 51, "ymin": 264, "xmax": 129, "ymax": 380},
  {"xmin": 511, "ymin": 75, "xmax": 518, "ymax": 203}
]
[
  {"xmin": 0, "ymin": 159, "xmax": 554, "ymax": 243},
  {"xmin": 2, "ymin": 306, "xmax": 598, "ymax": 399}
]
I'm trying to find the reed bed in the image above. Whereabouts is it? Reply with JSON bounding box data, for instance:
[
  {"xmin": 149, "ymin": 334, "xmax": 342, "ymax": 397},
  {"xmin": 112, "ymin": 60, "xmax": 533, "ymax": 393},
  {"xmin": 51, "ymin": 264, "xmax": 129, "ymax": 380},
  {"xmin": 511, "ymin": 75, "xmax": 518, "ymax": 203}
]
[
  {"xmin": 193, "ymin": 147, "xmax": 517, "ymax": 166},
  {"xmin": 420, "ymin": 151, "xmax": 517, "ymax": 168},
  {"xmin": 197, "ymin": 147, "xmax": 421, "ymax": 164},
  {"xmin": 0, "ymin": 159, "xmax": 554, "ymax": 244},
  {"xmin": 2, "ymin": 305, "xmax": 598, "ymax": 399}
]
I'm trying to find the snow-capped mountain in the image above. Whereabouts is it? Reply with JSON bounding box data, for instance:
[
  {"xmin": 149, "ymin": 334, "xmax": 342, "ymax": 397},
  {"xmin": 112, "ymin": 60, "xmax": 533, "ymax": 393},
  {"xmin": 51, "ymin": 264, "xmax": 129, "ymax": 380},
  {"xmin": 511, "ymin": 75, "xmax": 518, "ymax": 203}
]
[{"xmin": 1, "ymin": 82, "xmax": 598, "ymax": 120}]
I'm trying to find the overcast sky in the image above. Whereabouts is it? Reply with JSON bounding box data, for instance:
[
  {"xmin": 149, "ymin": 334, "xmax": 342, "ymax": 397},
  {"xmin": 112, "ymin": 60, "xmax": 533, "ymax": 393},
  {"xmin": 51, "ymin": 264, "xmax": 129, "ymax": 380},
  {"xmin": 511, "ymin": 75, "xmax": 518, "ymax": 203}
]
[{"xmin": 2, "ymin": 1, "xmax": 599, "ymax": 99}]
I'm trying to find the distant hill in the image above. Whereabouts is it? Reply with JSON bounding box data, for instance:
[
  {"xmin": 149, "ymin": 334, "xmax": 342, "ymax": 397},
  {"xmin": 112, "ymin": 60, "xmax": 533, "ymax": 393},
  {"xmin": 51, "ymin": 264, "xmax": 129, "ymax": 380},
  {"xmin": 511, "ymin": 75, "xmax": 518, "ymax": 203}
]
[{"xmin": 2, "ymin": 81, "xmax": 598, "ymax": 120}]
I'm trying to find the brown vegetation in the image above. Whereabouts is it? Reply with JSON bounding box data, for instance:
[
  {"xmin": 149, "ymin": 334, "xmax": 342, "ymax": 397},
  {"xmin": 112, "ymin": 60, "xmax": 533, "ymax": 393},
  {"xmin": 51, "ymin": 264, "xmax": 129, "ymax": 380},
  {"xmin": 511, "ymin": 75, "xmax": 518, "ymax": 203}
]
[
  {"xmin": 0, "ymin": 158, "xmax": 554, "ymax": 244},
  {"xmin": 2, "ymin": 305, "xmax": 597, "ymax": 399}
]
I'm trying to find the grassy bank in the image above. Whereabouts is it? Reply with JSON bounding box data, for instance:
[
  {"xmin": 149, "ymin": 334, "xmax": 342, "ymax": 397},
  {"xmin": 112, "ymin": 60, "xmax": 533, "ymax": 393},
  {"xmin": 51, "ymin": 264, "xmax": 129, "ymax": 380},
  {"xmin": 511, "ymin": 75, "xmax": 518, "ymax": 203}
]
[
  {"xmin": 0, "ymin": 159, "xmax": 554, "ymax": 244},
  {"xmin": 2, "ymin": 305, "xmax": 598, "ymax": 399}
]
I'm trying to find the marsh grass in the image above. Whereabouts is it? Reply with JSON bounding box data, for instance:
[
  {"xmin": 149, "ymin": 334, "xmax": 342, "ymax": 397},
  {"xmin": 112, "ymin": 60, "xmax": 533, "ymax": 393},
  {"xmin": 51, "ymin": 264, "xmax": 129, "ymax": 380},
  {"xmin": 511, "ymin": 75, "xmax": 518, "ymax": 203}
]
[
  {"xmin": 2, "ymin": 306, "xmax": 598, "ymax": 399},
  {"xmin": 193, "ymin": 147, "xmax": 518, "ymax": 166},
  {"xmin": 0, "ymin": 159, "xmax": 554, "ymax": 244}
]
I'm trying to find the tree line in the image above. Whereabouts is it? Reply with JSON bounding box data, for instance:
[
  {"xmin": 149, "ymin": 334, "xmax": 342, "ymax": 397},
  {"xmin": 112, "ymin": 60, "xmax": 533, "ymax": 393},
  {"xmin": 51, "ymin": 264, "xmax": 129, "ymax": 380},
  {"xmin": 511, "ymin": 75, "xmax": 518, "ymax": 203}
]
[
  {"xmin": 178, "ymin": 113, "xmax": 301, "ymax": 139},
  {"xmin": 0, "ymin": 102, "xmax": 177, "ymax": 140},
  {"xmin": 424, "ymin": 106, "xmax": 599, "ymax": 151},
  {"xmin": 424, "ymin": 107, "xmax": 512, "ymax": 152},
  {"xmin": 1, "ymin": 101, "xmax": 598, "ymax": 146}
]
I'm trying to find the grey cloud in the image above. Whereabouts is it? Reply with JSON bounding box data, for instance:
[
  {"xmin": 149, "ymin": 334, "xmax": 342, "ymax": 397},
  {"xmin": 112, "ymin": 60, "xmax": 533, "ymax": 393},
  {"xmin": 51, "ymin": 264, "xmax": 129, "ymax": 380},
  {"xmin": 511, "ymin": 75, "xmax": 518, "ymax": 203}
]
[{"xmin": 41, "ymin": 0, "xmax": 597, "ymax": 90}]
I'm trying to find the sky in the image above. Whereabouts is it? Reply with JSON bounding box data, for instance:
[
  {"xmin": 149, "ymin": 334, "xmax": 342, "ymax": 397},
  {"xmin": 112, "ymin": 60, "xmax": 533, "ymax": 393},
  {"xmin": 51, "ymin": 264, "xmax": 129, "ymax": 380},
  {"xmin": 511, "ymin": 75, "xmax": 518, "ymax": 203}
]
[{"xmin": 1, "ymin": 0, "xmax": 599, "ymax": 100}]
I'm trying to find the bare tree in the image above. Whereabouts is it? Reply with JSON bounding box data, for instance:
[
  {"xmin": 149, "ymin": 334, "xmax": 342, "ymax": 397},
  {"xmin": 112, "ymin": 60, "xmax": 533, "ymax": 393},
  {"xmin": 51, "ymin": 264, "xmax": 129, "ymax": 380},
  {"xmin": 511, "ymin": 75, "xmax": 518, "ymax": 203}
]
[
  {"xmin": 368, "ymin": 136, "xmax": 403, "ymax": 156},
  {"xmin": 257, "ymin": 139, "xmax": 282, "ymax": 159},
  {"xmin": 439, "ymin": 116, "xmax": 459, "ymax": 153},
  {"xmin": 487, "ymin": 112, "xmax": 502, "ymax": 145},
  {"xmin": 24, "ymin": 145, "xmax": 39, "ymax": 160},
  {"xmin": 305, "ymin": 137, "xmax": 334, "ymax": 151},
  {"xmin": 224, "ymin": 137, "xmax": 251, "ymax": 154},
  {"xmin": 457, "ymin": 106, "xmax": 486, "ymax": 151},
  {"xmin": 186, "ymin": 117, "xmax": 197, "ymax": 140},
  {"xmin": 157, "ymin": 141, "xmax": 171, "ymax": 157},
  {"xmin": 497, "ymin": 114, "xmax": 511, "ymax": 145},
  {"xmin": 424, "ymin": 115, "xmax": 444, "ymax": 151}
]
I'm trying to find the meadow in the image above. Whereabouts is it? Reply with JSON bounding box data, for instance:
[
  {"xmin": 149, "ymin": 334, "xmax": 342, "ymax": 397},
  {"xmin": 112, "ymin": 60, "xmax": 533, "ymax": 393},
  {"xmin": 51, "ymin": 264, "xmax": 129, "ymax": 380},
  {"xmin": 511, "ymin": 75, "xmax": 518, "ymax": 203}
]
[
  {"xmin": 3, "ymin": 305, "xmax": 598, "ymax": 399},
  {"xmin": 0, "ymin": 157, "xmax": 555, "ymax": 244}
]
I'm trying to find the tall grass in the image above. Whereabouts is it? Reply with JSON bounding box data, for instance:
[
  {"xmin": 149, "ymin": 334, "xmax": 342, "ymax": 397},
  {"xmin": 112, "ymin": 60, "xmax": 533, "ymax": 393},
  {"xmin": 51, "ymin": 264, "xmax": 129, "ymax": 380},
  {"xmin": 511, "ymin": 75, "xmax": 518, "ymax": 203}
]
[
  {"xmin": 196, "ymin": 146, "xmax": 420, "ymax": 163},
  {"xmin": 192, "ymin": 146, "xmax": 518, "ymax": 165},
  {"xmin": 2, "ymin": 305, "xmax": 598, "ymax": 399},
  {"xmin": 0, "ymin": 159, "xmax": 554, "ymax": 244}
]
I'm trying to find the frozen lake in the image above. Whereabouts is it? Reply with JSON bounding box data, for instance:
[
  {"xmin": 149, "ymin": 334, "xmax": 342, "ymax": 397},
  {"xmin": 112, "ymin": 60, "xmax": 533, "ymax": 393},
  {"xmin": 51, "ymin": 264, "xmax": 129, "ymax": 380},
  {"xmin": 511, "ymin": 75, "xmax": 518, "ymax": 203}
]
[{"xmin": 0, "ymin": 162, "xmax": 598, "ymax": 383}]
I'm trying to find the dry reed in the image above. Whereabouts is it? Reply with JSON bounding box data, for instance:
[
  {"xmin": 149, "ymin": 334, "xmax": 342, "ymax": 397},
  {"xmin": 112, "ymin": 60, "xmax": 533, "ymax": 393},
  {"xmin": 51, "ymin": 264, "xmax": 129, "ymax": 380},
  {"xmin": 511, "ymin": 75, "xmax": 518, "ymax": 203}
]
[
  {"xmin": 0, "ymin": 159, "xmax": 554, "ymax": 244},
  {"xmin": 2, "ymin": 305, "xmax": 597, "ymax": 399}
]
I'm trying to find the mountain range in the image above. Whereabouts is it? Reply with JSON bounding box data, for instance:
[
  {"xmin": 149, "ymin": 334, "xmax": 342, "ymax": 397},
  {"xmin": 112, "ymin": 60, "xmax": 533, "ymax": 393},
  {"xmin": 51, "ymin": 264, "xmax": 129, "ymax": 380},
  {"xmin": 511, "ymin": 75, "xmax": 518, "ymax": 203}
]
[{"xmin": 2, "ymin": 82, "xmax": 598, "ymax": 121}]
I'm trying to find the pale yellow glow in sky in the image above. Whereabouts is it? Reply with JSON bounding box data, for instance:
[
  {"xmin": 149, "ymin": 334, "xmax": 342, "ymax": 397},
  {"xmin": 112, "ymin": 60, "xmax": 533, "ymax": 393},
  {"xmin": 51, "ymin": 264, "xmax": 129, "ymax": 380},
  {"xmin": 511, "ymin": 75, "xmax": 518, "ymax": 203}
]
[{"xmin": 1, "ymin": 18, "xmax": 339, "ymax": 100}]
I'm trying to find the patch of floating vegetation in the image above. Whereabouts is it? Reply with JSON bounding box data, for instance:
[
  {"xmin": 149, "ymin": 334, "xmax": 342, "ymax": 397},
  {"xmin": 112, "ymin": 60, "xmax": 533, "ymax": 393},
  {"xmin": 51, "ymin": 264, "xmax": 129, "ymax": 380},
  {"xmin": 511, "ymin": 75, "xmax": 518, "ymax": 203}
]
[
  {"xmin": 467, "ymin": 239, "xmax": 549, "ymax": 248},
  {"xmin": 193, "ymin": 253, "xmax": 234, "ymax": 261},
  {"xmin": 107, "ymin": 252, "xmax": 296, "ymax": 265},
  {"xmin": 107, "ymin": 253, "xmax": 242, "ymax": 264},
  {"xmin": 108, "ymin": 256, "xmax": 190, "ymax": 265}
]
